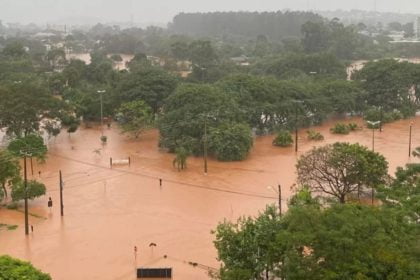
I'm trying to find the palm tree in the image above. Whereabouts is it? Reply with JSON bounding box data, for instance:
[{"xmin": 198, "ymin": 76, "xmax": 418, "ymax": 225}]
[{"xmin": 173, "ymin": 147, "xmax": 190, "ymax": 171}]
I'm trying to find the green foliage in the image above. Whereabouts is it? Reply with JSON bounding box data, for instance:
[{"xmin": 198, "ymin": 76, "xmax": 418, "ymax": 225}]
[
  {"xmin": 354, "ymin": 59, "xmax": 419, "ymax": 119},
  {"xmin": 307, "ymin": 130, "xmax": 324, "ymax": 141},
  {"xmin": 364, "ymin": 107, "xmax": 403, "ymax": 125},
  {"xmin": 116, "ymin": 66, "xmax": 178, "ymax": 114},
  {"xmin": 0, "ymin": 77, "xmax": 64, "ymax": 137},
  {"xmin": 348, "ymin": 122, "xmax": 359, "ymax": 131},
  {"xmin": 0, "ymin": 150, "xmax": 20, "ymax": 200},
  {"xmin": 100, "ymin": 135, "xmax": 107, "ymax": 143},
  {"xmin": 116, "ymin": 100, "xmax": 153, "ymax": 138},
  {"xmin": 297, "ymin": 142, "xmax": 389, "ymax": 203},
  {"xmin": 208, "ymin": 123, "xmax": 253, "ymax": 161},
  {"xmin": 8, "ymin": 134, "xmax": 48, "ymax": 162},
  {"xmin": 172, "ymin": 147, "xmax": 190, "ymax": 171},
  {"xmin": 273, "ymin": 131, "xmax": 293, "ymax": 147},
  {"xmin": 0, "ymin": 255, "xmax": 51, "ymax": 280},
  {"xmin": 11, "ymin": 180, "xmax": 46, "ymax": 202},
  {"xmin": 330, "ymin": 123, "xmax": 350, "ymax": 134},
  {"xmin": 214, "ymin": 206, "xmax": 282, "ymax": 280},
  {"xmin": 159, "ymin": 83, "xmax": 241, "ymax": 155},
  {"xmin": 214, "ymin": 203, "xmax": 420, "ymax": 280},
  {"xmin": 377, "ymin": 164, "xmax": 420, "ymax": 224}
]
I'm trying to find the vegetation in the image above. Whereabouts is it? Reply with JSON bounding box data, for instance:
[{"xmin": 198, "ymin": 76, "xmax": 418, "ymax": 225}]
[
  {"xmin": 330, "ymin": 123, "xmax": 351, "ymax": 134},
  {"xmin": 208, "ymin": 123, "xmax": 253, "ymax": 161},
  {"xmin": 0, "ymin": 255, "xmax": 51, "ymax": 280},
  {"xmin": 272, "ymin": 131, "xmax": 293, "ymax": 147},
  {"xmin": 0, "ymin": 150, "xmax": 20, "ymax": 200},
  {"xmin": 172, "ymin": 147, "xmax": 190, "ymax": 171},
  {"xmin": 11, "ymin": 180, "xmax": 46, "ymax": 202},
  {"xmin": 116, "ymin": 100, "xmax": 153, "ymax": 138},
  {"xmin": 297, "ymin": 143, "xmax": 388, "ymax": 203},
  {"xmin": 307, "ymin": 130, "xmax": 324, "ymax": 141}
]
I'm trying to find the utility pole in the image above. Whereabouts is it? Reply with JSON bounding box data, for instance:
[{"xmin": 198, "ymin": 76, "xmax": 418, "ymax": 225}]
[
  {"xmin": 204, "ymin": 118, "xmax": 208, "ymax": 175},
  {"xmin": 278, "ymin": 184, "xmax": 282, "ymax": 217},
  {"xmin": 59, "ymin": 170, "xmax": 64, "ymax": 216},
  {"xmin": 409, "ymin": 122, "xmax": 413, "ymax": 157},
  {"xmin": 23, "ymin": 156, "xmax": 29, "ymax": 235}
]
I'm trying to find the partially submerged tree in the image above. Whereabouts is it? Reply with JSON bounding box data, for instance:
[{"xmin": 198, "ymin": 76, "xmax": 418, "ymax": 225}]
[
  {"xmin": 116, "ymin": 100, "xmax": 153, "ymax": 138},
  {"xmin": 172, "ymin": 147, "xmax": 190, "ymax": 171},
  {"xmin": 297, "ymin": 142, "xmax": 388, "ymax": 203},
  {"xmin": 11, "ymin": 180, "xmax": 46, "ymax": 202},
  {"xmin": 0, "ymin": 150, "xmax": 20, "ymax": 200},
  {"xmin": 8, "ymin": 134, "xmax": 48, "ymax": 162}
]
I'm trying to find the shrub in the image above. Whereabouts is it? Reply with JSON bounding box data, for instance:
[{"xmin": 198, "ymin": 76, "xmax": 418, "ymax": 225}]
[
  {"xmin": 273, "ymin": 131, "xmax": 293, "ymax": 147},
  {"xmin": 0, "ymin": 255, "xmax": 51, "ymax": 280},
  {"xmin": 330, "ymin": 123, "xmax": 350, "ymax": 134},
  {"xmin": 348, "ymin": 123, "xmax": 359, "ymax": 131},
  {"xmin": 307, "ymin": 130, "xmax": 324, "ymax": 141},
  {"xmin": 209, "ymin": 123, "xmax": 253, "ymax": 161}
]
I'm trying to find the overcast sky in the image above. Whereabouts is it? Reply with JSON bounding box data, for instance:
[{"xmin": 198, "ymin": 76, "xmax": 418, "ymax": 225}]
[{"xmin": 0, "ymin": 0, "xmax": 418, "ymax": 25}]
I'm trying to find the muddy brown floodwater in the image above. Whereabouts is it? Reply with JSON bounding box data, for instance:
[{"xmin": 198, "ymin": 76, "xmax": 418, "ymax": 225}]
[{"xmin": 1, "ymin": 117, "xmax": 419, "ymax": 279}]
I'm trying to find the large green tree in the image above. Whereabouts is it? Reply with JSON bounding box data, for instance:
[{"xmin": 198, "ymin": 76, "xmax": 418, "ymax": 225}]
[
  {"xmin": 297, "ymin": 143, "xmax": 389, "ymax": 203},
  {"xmin": 116, "ymin": 67, "xmax": 178, "ymax": 114},
  {"xmin": 116, "ymin": 100, "xmax": 154, "ymax": 138},
  {"xmin": 0, "ymin": 78, "xmax": 63, "ymax": 137},
  {"xmin": 159, "ymin": 83, "xmax": 241, "ymax": 155}
]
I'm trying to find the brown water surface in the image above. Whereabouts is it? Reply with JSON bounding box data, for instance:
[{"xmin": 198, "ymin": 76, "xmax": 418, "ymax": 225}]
[{"xmin": 0, "ymin": 117, "xmax": 419, "ymax": 279}]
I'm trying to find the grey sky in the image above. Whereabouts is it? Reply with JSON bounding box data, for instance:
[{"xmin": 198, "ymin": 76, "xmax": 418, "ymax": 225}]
[{"xmin": 0, "ymin": 0, "xmax": 418, "ymax": 25}]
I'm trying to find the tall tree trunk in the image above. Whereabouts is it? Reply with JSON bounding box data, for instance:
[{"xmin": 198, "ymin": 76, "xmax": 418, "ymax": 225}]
[{"xmin": 2, "ymin": 182, "xmax": 7, "ymax": 199}]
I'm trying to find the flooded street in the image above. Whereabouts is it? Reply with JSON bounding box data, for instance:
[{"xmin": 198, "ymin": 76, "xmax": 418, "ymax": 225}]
[{"xmin": 1, "ymin": 117, "xmax": 419, "ymax": 279}]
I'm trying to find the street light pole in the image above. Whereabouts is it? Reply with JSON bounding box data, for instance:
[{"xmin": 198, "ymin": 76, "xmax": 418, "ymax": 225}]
[{"xmin": 366, "ymin": 121, "xmax": 380, "ymax": 152}]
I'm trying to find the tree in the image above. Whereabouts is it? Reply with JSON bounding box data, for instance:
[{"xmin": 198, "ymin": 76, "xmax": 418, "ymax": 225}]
[
  {"xmin": 11, "ymin": 180, "xmax": 46, "ymax": 202},
  {"xmin": 273, "ymin": 131, "xmax": 293, "ymax": 147},
  {"xmin": 172, "ymin": 147, "xmax": 190, "ymax": 171},
  {"xmin": 0, "ymin": 150, "xmax": 20, "ymax": 200},
  {"xmin": 159, "ymin": 84, "xmax": 241, "ymax": 155},
  {"xmin": 188, "ymin": 40, "xmax": 218, "ymax": 67},
  {"xmin": 214, "ymin": 202, "xmax": 420, "ymax": 280},
  {"xmin": 116, "ymin": 67, "xmax": 178, "ymax": 114},
  {"xmin": 116, "ymin": 100, "xmax": 153, "ymax": 138},
  {"xmin": 208, "ymin": 122, "xmax": 253, "ymax": 161},
  {"xmin": 377, "ymin": 163, "xmax": 420, "ymax": 224},
  {"xmin": 0, "ymin": 255, "xmax": 51, "ymax": 280},
  {"xmin": 297, "ymin": 143, "xmax": 388, "ymax": 203},
  {"xmin": 214, "ymin": 206, "xmax": 283, "ymax": 280},
  {"xmin": 8, "ymin": 134, "xmax": 48, "ymax": 163},
  {"xmin": 301, "ymin": 21, "xmax": 330, "ymax": 53},
  {"xmin": 0, "ymin": 78, "xmax": 64, "ymax": 137}
]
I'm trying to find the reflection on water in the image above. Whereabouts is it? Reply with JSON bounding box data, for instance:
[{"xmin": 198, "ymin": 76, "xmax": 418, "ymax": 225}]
[{"xmin": 0, "ymin": 117, "xmax": 419, "ymax": 279}]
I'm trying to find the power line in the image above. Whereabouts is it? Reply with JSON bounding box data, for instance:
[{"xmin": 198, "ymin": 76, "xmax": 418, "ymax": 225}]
[{"xmin": 48, "ymin": 152, "xmax": 277, "ymax": 200}]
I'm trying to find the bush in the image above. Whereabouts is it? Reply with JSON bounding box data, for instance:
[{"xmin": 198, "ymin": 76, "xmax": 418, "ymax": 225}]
[
  {"xmin": 273, "ymin": 131, "xmax": 293, "ymax": 147},
  {"xmin": 348, "ymin": 123, "xmax": 359, "ymax": 131},
  {"xmin": 100, "ymin": 135, "xmax": 108, "ymax": 143},
  {"xmin": 0, "ymin": 255, "xmax": 51, "ymax": 280},
  {"xmin": 307, "ymin": 130, "xmax": 324, "ymax": 141},
  {"xmin": 209, "ymin": 123, "xmax": 253, "ymax": 161},
  {"xmin": 11, "ymin": 180, "xmax": 46, "ymax": 202},
  {"xmin": 330, "ymin": 123, "xmax": 350, "ymax": 134}
]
